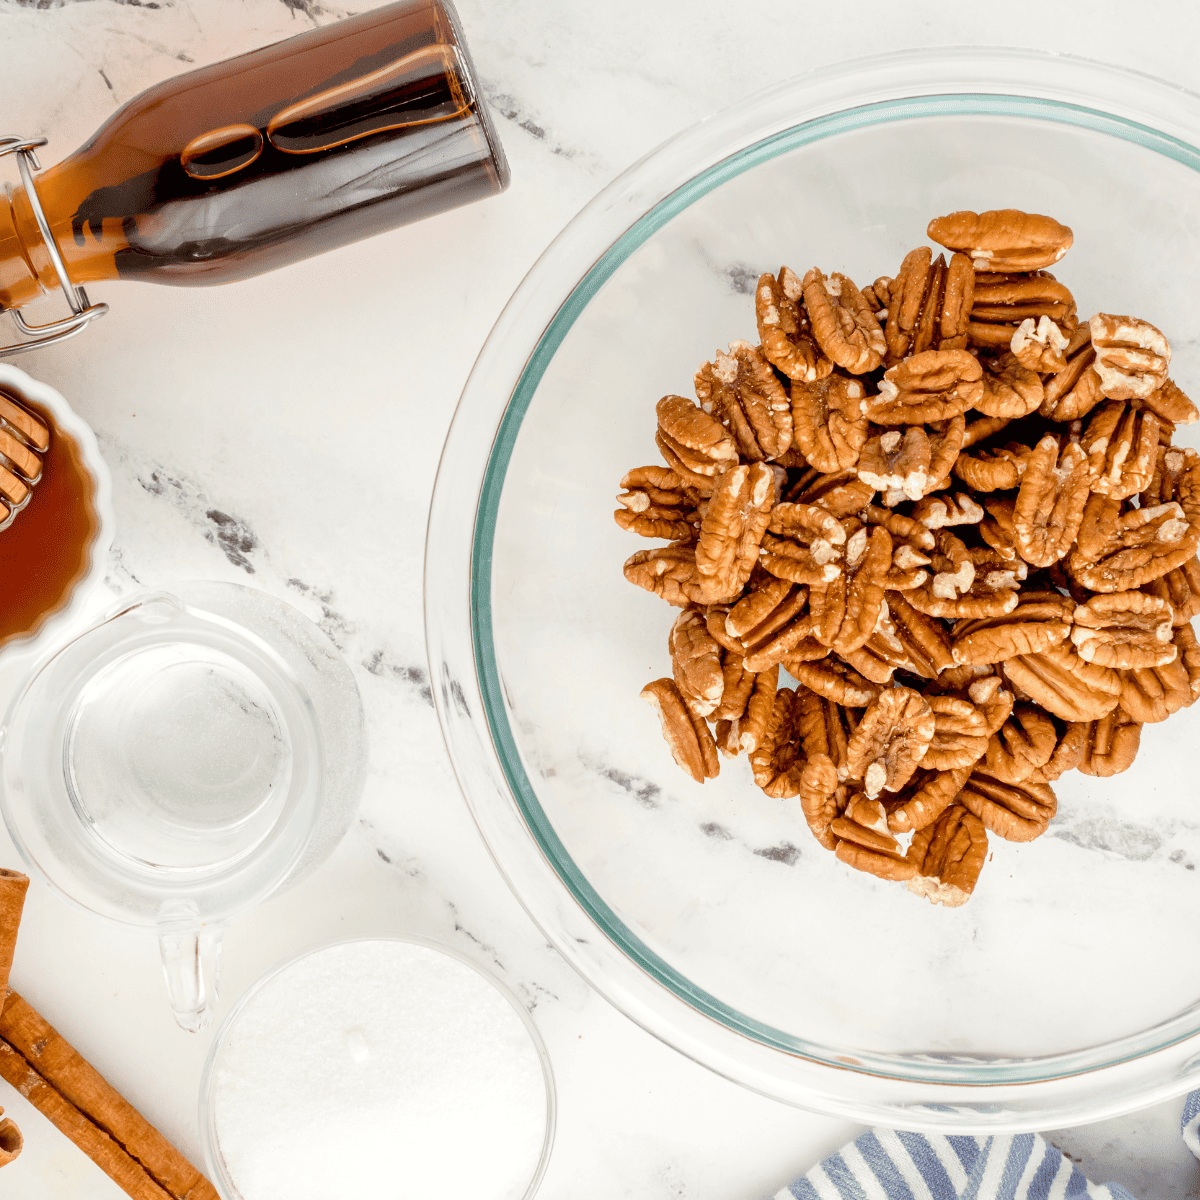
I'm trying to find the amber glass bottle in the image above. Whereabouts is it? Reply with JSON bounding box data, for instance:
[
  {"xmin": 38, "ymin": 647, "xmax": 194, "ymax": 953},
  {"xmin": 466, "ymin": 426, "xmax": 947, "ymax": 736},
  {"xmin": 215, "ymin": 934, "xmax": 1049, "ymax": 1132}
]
[{"xmin": 0, "ymin": 0, "xmax": 508, "ymax": 310}]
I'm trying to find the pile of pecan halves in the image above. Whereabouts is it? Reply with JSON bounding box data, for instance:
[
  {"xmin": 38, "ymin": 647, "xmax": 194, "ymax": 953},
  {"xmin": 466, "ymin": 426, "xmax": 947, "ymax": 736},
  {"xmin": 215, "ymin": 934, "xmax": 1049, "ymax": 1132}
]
[{"xmin": 616, "ymin": 208, "xmax": 1200, "ymax": 907}]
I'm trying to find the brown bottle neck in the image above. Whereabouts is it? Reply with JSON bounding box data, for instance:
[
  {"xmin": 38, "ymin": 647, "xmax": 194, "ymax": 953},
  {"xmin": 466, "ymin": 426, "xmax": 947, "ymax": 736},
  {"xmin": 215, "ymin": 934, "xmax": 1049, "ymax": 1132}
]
[
  {"xmin": 0, "ymin": 186, "xmax": 45, "ymax": 310},
  {"xmin": 0, "ymin": 171, "xmax": 125, "ymax": 311}
]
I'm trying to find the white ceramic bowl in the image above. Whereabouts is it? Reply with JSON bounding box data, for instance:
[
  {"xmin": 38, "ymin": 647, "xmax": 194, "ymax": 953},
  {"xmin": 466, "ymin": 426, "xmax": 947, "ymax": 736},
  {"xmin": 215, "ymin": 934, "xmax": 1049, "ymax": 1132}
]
[{"xmin": 0, "ymin": 363, "xmax": 112, "ymax": 656}]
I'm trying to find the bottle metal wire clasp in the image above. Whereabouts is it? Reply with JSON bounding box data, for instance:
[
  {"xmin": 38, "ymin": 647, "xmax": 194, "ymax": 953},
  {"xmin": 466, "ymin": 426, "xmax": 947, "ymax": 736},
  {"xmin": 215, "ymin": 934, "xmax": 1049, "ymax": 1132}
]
[{"xmin": 0, "ymin": 135, "xmax": 108, "ymax": 357}]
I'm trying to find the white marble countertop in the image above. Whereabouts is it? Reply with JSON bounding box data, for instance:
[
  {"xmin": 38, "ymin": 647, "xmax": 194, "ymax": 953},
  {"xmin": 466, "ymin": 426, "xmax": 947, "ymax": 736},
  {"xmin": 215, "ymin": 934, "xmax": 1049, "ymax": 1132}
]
[{"xmin": 0, "ymin": 0, "xmax": 1199, "ymax": 1196}]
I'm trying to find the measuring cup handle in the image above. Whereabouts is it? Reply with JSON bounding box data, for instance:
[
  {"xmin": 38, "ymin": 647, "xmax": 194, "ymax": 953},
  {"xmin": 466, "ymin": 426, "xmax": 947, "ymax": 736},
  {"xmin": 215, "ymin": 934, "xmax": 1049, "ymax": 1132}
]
[{"xmin": 158, "ymin": 925, "xmax": 222, "ymax": 1032}]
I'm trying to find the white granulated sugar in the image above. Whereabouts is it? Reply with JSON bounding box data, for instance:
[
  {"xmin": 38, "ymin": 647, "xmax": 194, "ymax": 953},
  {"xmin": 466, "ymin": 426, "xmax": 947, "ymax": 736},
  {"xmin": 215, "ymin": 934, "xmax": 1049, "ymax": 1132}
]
[{"xmin": 212, "ymin": 940, "xmax": 548, "ymax": 1200}]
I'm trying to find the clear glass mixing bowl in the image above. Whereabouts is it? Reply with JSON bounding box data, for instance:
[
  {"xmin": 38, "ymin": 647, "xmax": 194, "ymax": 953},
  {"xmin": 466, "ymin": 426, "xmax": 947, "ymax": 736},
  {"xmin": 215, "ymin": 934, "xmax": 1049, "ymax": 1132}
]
[{"xmin": 426, "ymin": 47, "xmax": 1200, "ymax": 1130}]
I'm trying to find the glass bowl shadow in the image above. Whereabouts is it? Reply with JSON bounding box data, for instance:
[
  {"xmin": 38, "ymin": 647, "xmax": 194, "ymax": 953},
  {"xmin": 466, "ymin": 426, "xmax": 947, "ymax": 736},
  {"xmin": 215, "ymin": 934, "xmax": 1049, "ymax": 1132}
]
[{"xmin": 426, "ymin": 47, "xmax": 1200, "ymax": 1131}]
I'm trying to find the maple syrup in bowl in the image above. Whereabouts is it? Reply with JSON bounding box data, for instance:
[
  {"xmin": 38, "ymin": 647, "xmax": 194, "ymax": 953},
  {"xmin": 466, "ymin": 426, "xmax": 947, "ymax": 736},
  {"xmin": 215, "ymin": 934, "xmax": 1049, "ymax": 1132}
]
[
  {"xmin": 0, "ymin": 365, "xmax": 112, "ymax": 654},
  {"xmin": 429, "ymin": 48, "xmax": 1200, "ymax": 1130}
]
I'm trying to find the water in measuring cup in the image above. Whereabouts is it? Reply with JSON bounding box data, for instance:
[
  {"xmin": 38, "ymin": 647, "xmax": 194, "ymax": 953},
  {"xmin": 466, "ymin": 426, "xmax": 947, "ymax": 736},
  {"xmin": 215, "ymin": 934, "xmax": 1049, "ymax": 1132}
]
[{"xmin": 64, "ymin": 642, "xmax": 293, "ymax": 872}]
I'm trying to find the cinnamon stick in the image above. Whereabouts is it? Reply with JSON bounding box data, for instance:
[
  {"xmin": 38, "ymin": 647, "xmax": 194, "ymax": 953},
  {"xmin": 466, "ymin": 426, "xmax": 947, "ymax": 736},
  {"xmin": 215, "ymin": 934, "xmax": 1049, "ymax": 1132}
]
[
  {"xmin": 0, "ymin": 868, "xmax": 27, "ymax": 1167},
  {"xmin": 0, "ymin": 1114, "xmax": 21, "ymax": 1166},
  {"xmin": 0, "ymin": 991, "xmax": 218, "ymax": 1200},
  {"xmin": 0, "ymin": 1040, "xmax": 171, "ymax": 1198},
  {"xmin": 0, "ymin": 869, "xmax": 28, "ymax": 1017}
]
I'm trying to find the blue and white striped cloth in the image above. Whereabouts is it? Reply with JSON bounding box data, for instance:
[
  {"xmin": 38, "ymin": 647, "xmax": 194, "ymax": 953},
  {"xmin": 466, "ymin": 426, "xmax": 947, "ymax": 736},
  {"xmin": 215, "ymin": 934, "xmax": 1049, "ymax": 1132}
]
[{"xmin": 768, "ymin": 1092, "xmax": 1200, "ymax": 1199}]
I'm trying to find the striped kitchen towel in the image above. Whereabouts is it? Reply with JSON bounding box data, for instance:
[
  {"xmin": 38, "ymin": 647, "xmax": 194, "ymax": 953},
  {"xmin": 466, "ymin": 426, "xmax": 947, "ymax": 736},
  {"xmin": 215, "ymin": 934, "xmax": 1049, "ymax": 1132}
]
[{"xmin": 765, "ymin": 1095, "xmax": 1200, "ymax": 1200}]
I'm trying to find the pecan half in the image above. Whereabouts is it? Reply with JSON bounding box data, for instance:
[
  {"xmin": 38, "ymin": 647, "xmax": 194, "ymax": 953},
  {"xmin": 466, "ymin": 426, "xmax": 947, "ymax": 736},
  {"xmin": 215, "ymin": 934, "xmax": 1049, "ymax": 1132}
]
[
  {"xmin": 799, "ymin": 753, "xmax": 844, "ymax": 850},
  {"xmin": 685, "ymin": 462, "xmax": 783, "ymax": 604},
  {"xmin": 927, "ymin": 208, "xmax": 1073, "ymax": 272},
  {"xmin": 640, "ymin": 678, "xmax": 720, "ymax": 782},
  {"xmin": 1141, "ymin": 556, "xmax": 1200, "ymax": 626},
  {"xmin": 695, "ymin": 340, "xmax": 792, "ymax": 462},
  {"xmin": 840, "ymin": 615, "xmax": 906, "ymax": 685},
  {"xmin": 884, "ymin": 763, "xmax": 975, "ymax": 834},
  {"xmin": 755, "ymin": 267, "xmax": 834, "ymax": 383},
  {"xmin": 712, "ymin": 651, "xmax": 755, "ymax": 723},
  {"xmin": 802, "ymin": 269, "xmax": 886, "ymax": 375},
  {"xmin": 704, "ymin": 604, "xmax": 743, "ymax": 653},
  {"xmin": 759, "ymin": 501, "xmax": 846, "ymax": 587},
  {"xmin": 862, "ymin": 277, "xmax": 892, "ymax": 315},
  {"xmin": 906, "ymin": 805, "xmax": 988, "ymax": 907},
  {"xmin": 613, "ymin": 507, "xmax": 698, "ymax": 541},
  {"xmin": 655, "ymin": 395, "xmax": 739, "ymax": 481},
  {"xmin": 924, "ymin": 695, "xmax": 990, "ymax": 770},
  {"xmin": 840, "ymin": 686, "xmax": 935, "ymax": 797},
  {"xmin": 982, "ymin": 702, "xmax": 1058, "ymax": 784},
  {"xmin": 1177, "ymin": 621, "xmax": 1200, "ymax": 701},
  {"xmin": 1142, "ymin": 378, "xmax": 1199, "ymax": 427},
  {"xmin": 786, "ymin": 466, "xmax": 877, "ymax": 516},
  {"xmin": 789, "ymin": 372, "xmax": 869, "ymax": 473},
  {"xmin": 776, "ymin": 633, "xmax": 830, "ymax": 664},
  {"xmin": 905, "ymin": 531, "xmax": 1022, "ymax": 619},
  {"xmin": 857, "ymin": 427, "xmax": 931, "ymax": 502},
  {"xmin": 1012, "ymin": 434, "xmax": 1092, "ymax": 567},
  {"xmin": 808, "ymin": 524, "xmax": 892, "ymax": 655},
  {"xmin": 615, "ymin": 465, "xmax": 702, "ymax": 540},
  {"xmin": 1000, "ymin": 642, "xmax": 1123, "ymax": 722},
  {"xmin": 890, "ymin": 249, "xmax": 969, "ymax": 357},
  {"xmin": 726, "ymin": 576, "xmax": 812, "ymax": 671},
  {"xmin": 953, "ymin": 442, "xmax": 1032, "ymax": 493},
  {"xmin": 1141, "ymin": 446, "xmax": 1200, "ymax": 526},
  {"xmin": 737, "ymin": 664, "xmax": 780, "ymax": 752},
  {"xmin": 952, "ymin": 590, "xmax": 1074, "ymax": 664},
  {"xmin": 1089, "ymin": 313, "xmax": 1171, "ymax": 401},
  {"xmin": 968, "ymin": 674, "xmax": 1016, "ymax": 736},
  {"xmin": 1025, "ymin": 719, "xmax": 1088, "ymax": 783},
  {"xmin": 1082, "ymin": 400, "xmax": 1160, "ymax": 500},
  {"xmin": 832, "ymin": 794, "xmax": 917, "ymax": 881},
  {"xmin": 1039, "ymin": 325, "xmax": 1105, "ymax": 421},
  {"xmin": 864, "ymin": 349, "xmax": 983, "ymax": 425},
  {"xmin": 1076, "ymin": 709, "xmax": 1142, "ymax": 777},
  {"xmin": 624, "ymin": 544, "xmax": 699, "ymax": 608},
  {"xmin": 958, "ymin": 769, "xmax": 1057, "ymax": 842},
  {"xmin": 884, "ymin": 246, "xmax": 974, "ymax": 362},
  {"xmin": 749, "ymin": 686, "xmax": 805, "ymax": 797},
  {"xmin": 714, "ymin": 718, "xmax": 740, "ymax": 758},
  {"xmin": 885, "ymin": 590, "xmax": 957, "ymax": 677},
  {"xmin": 1071, "ymin": 591, "xmax": 1176, "ymax": 669},
  {"xmin": 1119, "ymin": 656, "xmax": 1192, "ymax": 724},
  {"xmin": 669, "ymin": 608, "xmax": 725, "ymax": 716},
  {"xmin": 976, "ymin": 351, "xmax": 1044, "ymax": 419},
  {"xmin": 787, "ymin": 657, "xmax": 879, "ymax": 707},
  {"xmin": 967, "ymin": 273, "xmax": 1076, "ymax": 349},
  {"xmin": 860, "ymin": 504, "xmax": 936, "ymax": 552},
  {"xmin": 925, "ymin": 416, "xmax": 968, "ymax": 501},
  {"xmin": 1068, "ymin": 493, "xmax": 1198, "ymax": 594},
  {"xmin": 795, "ymin": 685, "xmax": 856, "ymax": 771},
  {"xmin": 1010, "ymin": 315, "xmax": 1070, "ymax": 373},
  {"xmin": 911, "ymin": 492, "xmax": 985, "ymax": 531}
]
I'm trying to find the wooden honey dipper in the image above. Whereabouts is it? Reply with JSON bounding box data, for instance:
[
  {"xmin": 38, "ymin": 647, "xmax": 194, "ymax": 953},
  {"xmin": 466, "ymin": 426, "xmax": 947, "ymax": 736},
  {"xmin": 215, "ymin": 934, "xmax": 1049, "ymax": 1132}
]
[{"xmin": 0, "ymin": 389, "xmax": 48, "ymax": 529}]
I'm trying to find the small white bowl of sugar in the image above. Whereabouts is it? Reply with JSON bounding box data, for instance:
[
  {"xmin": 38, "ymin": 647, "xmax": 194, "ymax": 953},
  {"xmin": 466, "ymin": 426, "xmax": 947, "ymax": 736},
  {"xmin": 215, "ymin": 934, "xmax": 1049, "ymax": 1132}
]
[{"xmin": 199, "ymin": 936, "xmax": 555, "ymax": 1200}]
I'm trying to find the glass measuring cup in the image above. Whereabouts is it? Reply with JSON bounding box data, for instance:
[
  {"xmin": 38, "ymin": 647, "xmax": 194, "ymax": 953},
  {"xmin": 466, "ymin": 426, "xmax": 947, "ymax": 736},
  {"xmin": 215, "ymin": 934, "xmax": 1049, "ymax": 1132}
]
[{"xmin": 0, "ymin": 581, "xmax": 366, "ymax": 1030}]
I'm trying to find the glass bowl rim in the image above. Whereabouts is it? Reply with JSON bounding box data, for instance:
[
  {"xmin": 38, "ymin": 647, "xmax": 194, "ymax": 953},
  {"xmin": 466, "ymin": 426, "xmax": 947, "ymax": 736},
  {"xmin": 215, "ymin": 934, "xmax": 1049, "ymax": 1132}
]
[
  {"xmin": 197, "ymin": 931, "xmax": 558, "ymax": 1200},
  {"xmin": 427, "ymin": 45, "xmax": 1200, "ymax": 1129}
]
